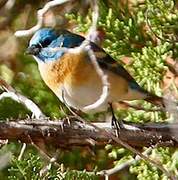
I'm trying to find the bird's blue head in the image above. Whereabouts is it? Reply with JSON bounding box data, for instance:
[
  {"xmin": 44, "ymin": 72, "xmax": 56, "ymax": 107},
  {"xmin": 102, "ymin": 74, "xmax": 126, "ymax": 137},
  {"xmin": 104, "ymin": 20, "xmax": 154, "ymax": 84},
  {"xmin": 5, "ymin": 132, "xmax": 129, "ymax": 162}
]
[
  {"xmin": 27, "ymin": 28, "xmax": 65, "ymax": 62},
  {"xmin": 26, "ymin": 28, "xmax": 84, "ymax": 62}
]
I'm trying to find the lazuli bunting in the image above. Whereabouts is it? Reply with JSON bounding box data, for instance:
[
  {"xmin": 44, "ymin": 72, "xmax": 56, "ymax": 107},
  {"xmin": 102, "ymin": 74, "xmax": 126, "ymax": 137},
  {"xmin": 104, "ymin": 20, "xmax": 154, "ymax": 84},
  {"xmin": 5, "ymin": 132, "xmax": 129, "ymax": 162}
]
[{"xmin": 26, "ymin": 28, "xmax": 166, "ymax": 114}]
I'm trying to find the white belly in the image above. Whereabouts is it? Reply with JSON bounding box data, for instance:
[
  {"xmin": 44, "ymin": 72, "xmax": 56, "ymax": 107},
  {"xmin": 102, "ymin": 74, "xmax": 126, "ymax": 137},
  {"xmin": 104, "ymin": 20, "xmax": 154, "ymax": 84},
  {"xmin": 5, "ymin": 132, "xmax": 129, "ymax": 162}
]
[
  {"xmin": 56, "ymin": 78, "xmax": 147, "ymax": 113},
  {"xmin": 57, "ymin": 80, "xmax": 109, "ymax": 113}
]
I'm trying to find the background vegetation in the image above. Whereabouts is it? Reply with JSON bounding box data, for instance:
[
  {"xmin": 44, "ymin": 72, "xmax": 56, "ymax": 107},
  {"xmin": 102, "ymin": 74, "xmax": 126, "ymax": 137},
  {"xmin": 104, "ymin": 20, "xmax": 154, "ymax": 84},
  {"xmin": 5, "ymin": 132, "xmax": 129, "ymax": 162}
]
[{"xmin": 0, "ymin": 0, "xmax": 178, "ymax": 179}]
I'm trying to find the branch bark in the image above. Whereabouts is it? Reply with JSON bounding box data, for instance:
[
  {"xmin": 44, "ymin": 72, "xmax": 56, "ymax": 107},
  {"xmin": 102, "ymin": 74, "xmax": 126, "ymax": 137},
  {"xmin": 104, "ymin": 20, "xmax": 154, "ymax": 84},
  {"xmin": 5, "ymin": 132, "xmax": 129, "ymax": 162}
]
[{"xmin": 0, "ymin": 118, "xmax": 178, "ymax": 148}]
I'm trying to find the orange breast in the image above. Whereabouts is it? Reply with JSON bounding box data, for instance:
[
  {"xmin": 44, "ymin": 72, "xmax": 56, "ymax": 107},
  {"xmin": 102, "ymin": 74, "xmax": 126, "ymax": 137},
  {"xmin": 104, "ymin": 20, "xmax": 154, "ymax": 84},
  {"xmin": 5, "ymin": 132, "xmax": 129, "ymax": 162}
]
[{"xmin": 38, "ymin": 52, "xmax": 97, "ymax": 93}]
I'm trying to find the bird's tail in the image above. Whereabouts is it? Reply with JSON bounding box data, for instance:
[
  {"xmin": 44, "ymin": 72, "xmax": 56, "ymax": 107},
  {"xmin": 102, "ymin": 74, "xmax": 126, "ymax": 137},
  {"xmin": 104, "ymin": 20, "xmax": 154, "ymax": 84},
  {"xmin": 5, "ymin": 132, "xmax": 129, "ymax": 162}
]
[
  {"xmin": 145, "ymin": 93, "xmax": 178, "ymax": 111},
  {"xmin": 145, "ymin": 94, "xmax": 178, "ymax": 114},
  {"xmin": 144, "ymin": 94, "xmax": 166, "ymax": 109}
]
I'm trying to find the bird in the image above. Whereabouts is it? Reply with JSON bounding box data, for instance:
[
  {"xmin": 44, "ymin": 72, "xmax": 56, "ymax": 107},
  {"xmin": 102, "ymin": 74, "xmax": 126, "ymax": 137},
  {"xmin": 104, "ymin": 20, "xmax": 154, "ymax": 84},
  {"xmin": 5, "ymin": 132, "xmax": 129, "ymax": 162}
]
[{"xmin": 26, "ymin": 28, "xmax": 168, "ymax": 123}]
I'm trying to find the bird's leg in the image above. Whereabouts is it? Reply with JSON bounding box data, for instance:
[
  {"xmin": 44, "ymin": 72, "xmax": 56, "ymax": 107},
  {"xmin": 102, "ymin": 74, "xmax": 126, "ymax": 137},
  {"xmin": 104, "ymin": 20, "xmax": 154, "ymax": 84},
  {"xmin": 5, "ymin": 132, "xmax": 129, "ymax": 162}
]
[
  {"xmin": 70, "ymin": 107, "xmax": 84, "ymax": 116},
  {"xmin": 109, "ymin": 103, "xmax": 124, "ymax": 137},
  {"xmin": 60, "ymin": 117, "xmax": 71, "ymax": 132}
]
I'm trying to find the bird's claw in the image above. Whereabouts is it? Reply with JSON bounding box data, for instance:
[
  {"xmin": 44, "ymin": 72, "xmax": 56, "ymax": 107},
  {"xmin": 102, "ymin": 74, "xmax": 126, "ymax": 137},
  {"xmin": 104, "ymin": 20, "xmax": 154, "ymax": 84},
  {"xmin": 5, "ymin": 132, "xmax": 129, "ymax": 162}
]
[
  {"xmin": 109, "ymin": 103, "xmax": 124, "ymax": 137},
  {"xmin": 111, "ymin": 114, "xmax": 124, "ymax": 137},
  {"xmin": 60, "ymin": 117, "xmax": 71, "ymax": 131}
]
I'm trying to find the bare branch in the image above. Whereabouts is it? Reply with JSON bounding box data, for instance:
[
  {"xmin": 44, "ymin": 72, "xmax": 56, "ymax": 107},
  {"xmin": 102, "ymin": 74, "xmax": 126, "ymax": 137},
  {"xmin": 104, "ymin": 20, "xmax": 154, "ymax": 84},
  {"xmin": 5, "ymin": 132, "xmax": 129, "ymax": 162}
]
[
  {"xmin": 0, "ymin": 92, "xmax": 44, "ymax": 118},
  {"xmin": 18, "ymin": 143, "xmax": 26, "ymax": 160},
  {"xmin": 14, "ymin": 0, "xmax": 70, "ymax": 37},
  {"xmin": 86, "ymin": 0, "xmax": 99, "ymax": 42},
  {"xmin": 0, "ymin": 118, "xmax": 177, "ymax": 178},
  {"xmin": 0, "ymin": 119, "xmax": 177, "ymax": 148},
  {"xmin": 0, "ymin": 116, "xmax": 177, "ymax": 178},
  {"xmin": 0, "ymin": 78, "xmax": 45, "ymax": 119}
]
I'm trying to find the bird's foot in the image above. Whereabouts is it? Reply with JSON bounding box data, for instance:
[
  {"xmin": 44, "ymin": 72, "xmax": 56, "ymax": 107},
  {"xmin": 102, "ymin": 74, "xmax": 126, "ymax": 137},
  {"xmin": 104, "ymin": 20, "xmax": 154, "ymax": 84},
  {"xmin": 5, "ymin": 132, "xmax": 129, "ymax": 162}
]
[
  {"xmin": 60, "ymin": 117, "xmax": 71, "ymax": 131},
  {"xmin": 111, "ymin": 114, "xmax": 125, "ymax": 137},
  {"xmin": 109, "ymin": 103, "xmax": 124, "ymax": 137}
]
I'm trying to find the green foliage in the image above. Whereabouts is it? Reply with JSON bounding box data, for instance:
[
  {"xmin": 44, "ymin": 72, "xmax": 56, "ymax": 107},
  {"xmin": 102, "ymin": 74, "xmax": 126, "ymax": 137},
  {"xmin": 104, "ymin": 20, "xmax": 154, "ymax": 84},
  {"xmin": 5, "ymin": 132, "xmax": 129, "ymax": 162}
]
[
  {"xmin": 8, "ymin": 152, "xmax": 99, "ymax": 180},
  {"xmin": 64, "ymin": 170, "xmax": 98, "ymax": 180},
  {"xmin": 130, "ymin": 148, "xmax": 178, "ymax": 180},
  {"xmin": 8, "ymin": 154, "xmax": 42, "ymax": 180},
  {"xmin": 0, "ymin": 98, "xmax": 30, "ymax": 120}
]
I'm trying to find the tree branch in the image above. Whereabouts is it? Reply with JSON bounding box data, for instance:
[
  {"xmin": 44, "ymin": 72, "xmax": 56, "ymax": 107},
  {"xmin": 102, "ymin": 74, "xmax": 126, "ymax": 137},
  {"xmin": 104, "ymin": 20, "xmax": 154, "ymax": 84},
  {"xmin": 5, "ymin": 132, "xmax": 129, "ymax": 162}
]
[{"xmin": 0, "ymin": 118, "xmax": 177, "ymax": 148}]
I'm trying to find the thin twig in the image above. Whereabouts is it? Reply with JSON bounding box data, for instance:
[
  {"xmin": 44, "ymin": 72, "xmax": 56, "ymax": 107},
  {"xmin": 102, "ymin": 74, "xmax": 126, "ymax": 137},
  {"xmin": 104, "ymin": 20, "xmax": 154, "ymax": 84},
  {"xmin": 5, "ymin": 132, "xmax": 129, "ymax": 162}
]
[
  {"xmin": 14, "ymin": 0, "xmax": 70, "ymax": 37},
  {"xmin": 82, "ymin": 45, "xmax": 110, "ymax": 112},
  {"xmin": 79, "ymin": 0, "xmax": 110, "ymax": 111},
  {"xmin": 40, "ymin": 149, "xmax": 60, "ymax": 177},
  {"xmin": 28, "ymin": 124, "xmax": 61, "ymax": 177},
  {"xmin": 0, "ymin": 78, "xmax": 44, "ymax": 119},
  {"xmin": 105, "ymin": 130, "xmax": 176, "ymax": 180},
  {"xmin": 18, "ymin": 143, "xmax": 26, "ymax": 160},
  {"xmin": 0, "ymin": 91, "xmax": 44, "ymax": 119},
  {"xmin": 27, "ymin": 134, "xmax": 60, "ymax": 168},
  {"xmin": 97, "ymin": 147, "xmax": 152, "ymax": 177},
  {"xmin": 86, "ymin": 0, "xmax": 99, "ymax": 42},
  {"xmin": 57, "ymin": 0, "xmax": 110, "ymax": 112}
]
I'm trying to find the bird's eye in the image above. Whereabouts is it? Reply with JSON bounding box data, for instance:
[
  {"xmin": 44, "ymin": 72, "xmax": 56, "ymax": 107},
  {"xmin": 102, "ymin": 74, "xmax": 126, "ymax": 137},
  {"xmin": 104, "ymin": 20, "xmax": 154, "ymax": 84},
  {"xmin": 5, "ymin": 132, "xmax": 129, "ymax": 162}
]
[{"xmin": 40, "ymin": 38, "xmax": 52, "ymax": 48}]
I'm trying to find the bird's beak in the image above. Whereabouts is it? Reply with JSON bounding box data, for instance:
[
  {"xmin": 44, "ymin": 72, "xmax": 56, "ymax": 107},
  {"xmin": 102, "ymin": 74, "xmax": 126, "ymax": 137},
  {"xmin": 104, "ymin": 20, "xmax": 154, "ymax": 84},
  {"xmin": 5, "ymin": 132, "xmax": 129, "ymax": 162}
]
[{"xmin": 26, "ymin": 45, "xmax": 41, "ymax": 55}]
